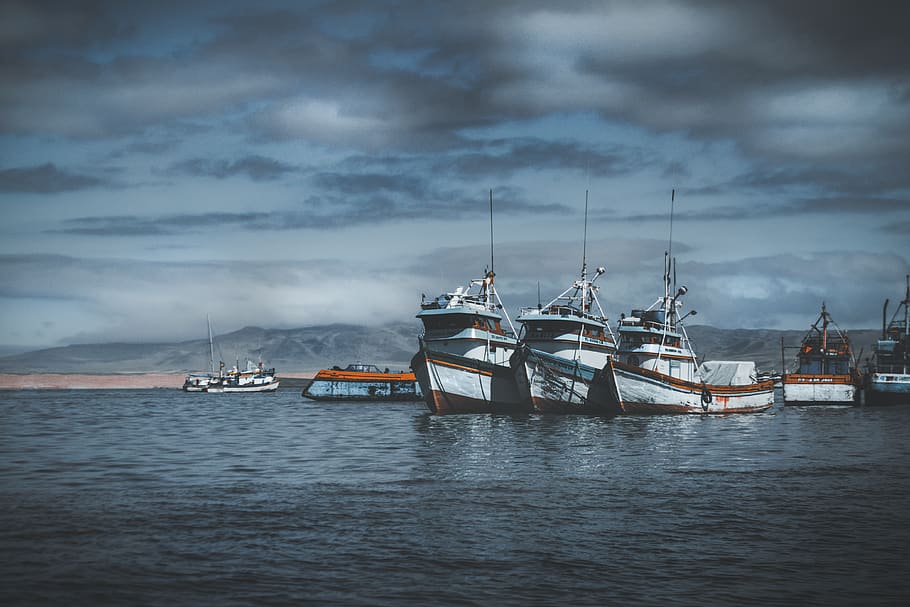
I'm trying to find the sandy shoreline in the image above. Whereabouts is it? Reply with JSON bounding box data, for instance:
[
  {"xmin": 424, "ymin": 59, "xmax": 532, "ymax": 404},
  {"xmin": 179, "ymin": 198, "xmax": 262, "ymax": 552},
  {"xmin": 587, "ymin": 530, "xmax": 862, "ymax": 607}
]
[{"xmin": 0, "ymin": 373, "xmax": 315, "ymax": 390}]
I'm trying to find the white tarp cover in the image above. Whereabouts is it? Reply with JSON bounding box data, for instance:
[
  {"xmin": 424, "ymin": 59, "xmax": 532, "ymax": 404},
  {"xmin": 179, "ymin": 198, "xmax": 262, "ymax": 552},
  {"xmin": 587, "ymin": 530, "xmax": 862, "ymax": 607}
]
[{"xmin": 697, "ymin": 361, "xmax": 757, "ymax": 386}]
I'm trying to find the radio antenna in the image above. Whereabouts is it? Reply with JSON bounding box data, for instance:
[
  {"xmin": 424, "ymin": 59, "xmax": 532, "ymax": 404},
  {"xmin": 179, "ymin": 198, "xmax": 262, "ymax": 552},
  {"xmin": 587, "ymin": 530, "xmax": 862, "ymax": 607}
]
[{"xmin": 489, "ymin": 189, "xmax": 494, "ymax": 275}]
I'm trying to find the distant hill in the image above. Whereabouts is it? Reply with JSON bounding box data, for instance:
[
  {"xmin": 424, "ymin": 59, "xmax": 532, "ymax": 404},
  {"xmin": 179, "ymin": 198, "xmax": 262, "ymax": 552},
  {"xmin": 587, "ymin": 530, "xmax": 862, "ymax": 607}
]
[
  {"xmin": 0, "ymin": 322, "xmax": 882, "ymax": 375},
  {"xmin": 0, "ymin": 322, "xmax": 423, "ymax": 374}
]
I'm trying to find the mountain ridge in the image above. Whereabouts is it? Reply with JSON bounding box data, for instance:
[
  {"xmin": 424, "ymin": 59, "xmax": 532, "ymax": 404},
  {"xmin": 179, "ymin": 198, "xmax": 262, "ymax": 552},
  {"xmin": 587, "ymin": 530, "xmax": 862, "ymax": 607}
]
[{"xmin": 0, "ymin": 322, "xmax": 882, "ymax": 375}]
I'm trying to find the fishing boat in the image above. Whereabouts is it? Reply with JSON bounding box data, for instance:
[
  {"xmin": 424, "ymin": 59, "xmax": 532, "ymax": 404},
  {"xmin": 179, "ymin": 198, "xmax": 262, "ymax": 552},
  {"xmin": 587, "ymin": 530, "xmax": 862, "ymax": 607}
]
[
  {"xmin": 411, "ymin": 269, "xmax": 525, "ymax": 414},
  {"xmin": 182, "ymin": 315, "xmax": 221, "ymax": 392},
  {"xmin": 302, "ymin": 363, "xmax": 422, "ymax": 401},
  {"xmin": 510, "ymin": 194, "xmax": 617, "ymax": 413},
  {"xmin": 781, "ymin": 303, "xmax": 860, "ymax": 406},
  {"xmin": 864, "ymin": 275, "xmax": 910, "ymax": 405},
  {"xmin": 222, "ymin": 357, "xmax": 279, "ymax": 392},
  {"xmin": 411, "ymin": 191, "xmax": 525, "ymax": 415},
  {"xmin": 597, "ymin": 191, "xmax": 774, "ymax": 415}
]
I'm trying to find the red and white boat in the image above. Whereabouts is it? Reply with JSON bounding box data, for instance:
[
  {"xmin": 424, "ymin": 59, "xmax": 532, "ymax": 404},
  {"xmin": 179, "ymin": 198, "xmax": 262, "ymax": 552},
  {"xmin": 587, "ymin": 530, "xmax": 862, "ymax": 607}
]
[{"xmin": 781, "ymin": 303, "xmax": 860, "ymax": 406}]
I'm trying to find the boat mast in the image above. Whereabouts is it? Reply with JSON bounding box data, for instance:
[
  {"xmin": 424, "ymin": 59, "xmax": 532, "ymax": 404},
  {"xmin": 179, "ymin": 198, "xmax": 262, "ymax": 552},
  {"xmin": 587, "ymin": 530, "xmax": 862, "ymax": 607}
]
[
  {"xmin": 904, "ymin": 274, "xmax": 909, "ymax": 336},
  {"xmin": 576, "ymin": 191, "xmax": 590, "ymax": 361},
  {"xmin": 821, "ymin": 302, "xmax": 828, "ymax": 374},
  {"xmin": 207, "ymin": 314, "xmax": 216, "ymax": 376},
  {"xmin": 489, "ymin": 188, "xmax": 495, "ymax": 286},
  {"xmin": 657, "ymin": 190, "xmax": 675, "ymax": 365},
  {"xmin": 581, "ymin": 190, "xmax": 589, "ymax": 315},
  {"xmin": 487, "ymin": 189, "xmax": 494, "ymax": 360}
]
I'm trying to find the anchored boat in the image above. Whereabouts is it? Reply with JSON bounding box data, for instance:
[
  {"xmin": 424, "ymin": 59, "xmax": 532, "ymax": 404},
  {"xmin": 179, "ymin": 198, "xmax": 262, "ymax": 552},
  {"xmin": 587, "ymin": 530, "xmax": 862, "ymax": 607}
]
[
  {"xmin": 411, "ymin": 191, "xmax": 525, "ymax": 415},
  {"xmin": 302, "ymin": 363, "xmax": 422, "ymax": 401},
  {"xmin": 411, "ymin": 269, "xmax": 525, "ymax": 414},
  {"xmin": 222, "ymin": 357, "xmax": 279, "ymax": 393},
  {"xmin": 597, "ymin": 191, "xmax": 774, "ymax": 415},
  {"xmin": 511, "ymin": 193, "xmax": 617, "ymax": 414},
  {"xmin": 182, "ymin": 315, "xmax": 222, "ymax": 392},
  {"xmin": 781, "ymin": 303, "xmax": 860, "ymax": 406},
  {"xmin": 864, "ymin": 275, "xmax": 910, "ymax": 405}
]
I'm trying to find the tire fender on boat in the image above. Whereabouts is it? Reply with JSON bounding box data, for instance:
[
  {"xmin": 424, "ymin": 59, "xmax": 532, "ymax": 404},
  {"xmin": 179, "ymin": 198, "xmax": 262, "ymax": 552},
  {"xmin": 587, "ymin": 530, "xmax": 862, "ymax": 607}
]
[{"xmin": 700, "ymin": 385, "xmax": 712, "ymax": 411}]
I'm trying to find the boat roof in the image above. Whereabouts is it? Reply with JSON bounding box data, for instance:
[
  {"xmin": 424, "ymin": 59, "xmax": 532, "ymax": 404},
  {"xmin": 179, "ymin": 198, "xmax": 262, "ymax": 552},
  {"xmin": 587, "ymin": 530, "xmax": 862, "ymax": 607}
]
[
  {"xmin": 517, "ymin": 306, "xmax": 607, "ymax": 328},
  {"xmin": 417, "ymin": 306, "xmax": 502, "ymax": 320}
]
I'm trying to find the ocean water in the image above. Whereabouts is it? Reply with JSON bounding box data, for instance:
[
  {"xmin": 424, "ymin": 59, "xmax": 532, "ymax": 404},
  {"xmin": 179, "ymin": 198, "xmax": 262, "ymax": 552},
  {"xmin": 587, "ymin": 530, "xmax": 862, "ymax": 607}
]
[{"xmin": 1, "ymin": 389, "xmax": 909, "ymax": 606}]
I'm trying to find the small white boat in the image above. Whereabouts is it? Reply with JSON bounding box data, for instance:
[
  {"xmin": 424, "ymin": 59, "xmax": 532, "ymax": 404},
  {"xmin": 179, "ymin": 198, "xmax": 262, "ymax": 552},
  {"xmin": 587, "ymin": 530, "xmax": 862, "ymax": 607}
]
[
  {"xmin": 222, "ymin": 358, "xmax": 279, "ymax": 393},
  {"xmin": 182, "ymin": 315, "xmax": 221, "ymax": 392}
]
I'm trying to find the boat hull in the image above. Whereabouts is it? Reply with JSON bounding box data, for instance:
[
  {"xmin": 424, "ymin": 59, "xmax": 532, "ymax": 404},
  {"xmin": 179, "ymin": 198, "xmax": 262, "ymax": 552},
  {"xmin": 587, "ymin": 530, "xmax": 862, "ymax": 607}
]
[
  {"xmin": 864, "ymin": 373, "xmax": 910, "ymax": 405},
  {"xmin": 603, "ymin": 359, "xmax": 775, "ymax": 415},
  {"xmin": 411, "ymin": 347, "xmax": 527, "ymax": 415},
  {"xmin": 511, "ymin": 346, "xmax": 614, "ymax": 415},
  {"xmin": 303, "ymin": 375, "xmax": 422, "ymax": 401},
  {"xmin": 222, "ymin": 380, "xmax": 279, "ymax": 393},
  {"xmin": 782, "ymin": 374, "xmax": 858, "ymax": 405}
]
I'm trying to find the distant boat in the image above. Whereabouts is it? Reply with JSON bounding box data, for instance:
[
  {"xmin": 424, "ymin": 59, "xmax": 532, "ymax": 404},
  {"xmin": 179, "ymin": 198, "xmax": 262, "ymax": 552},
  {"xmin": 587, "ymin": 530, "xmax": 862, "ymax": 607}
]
[
  {"xmin": 781, "ymin": 303, "xmax": 860, "ymax": 406},
  {"xmin": 302, "ymin": 363, "xmax": 422, "ymax": 401},
  {"xmin": 864, "ymin": 275, "xmax": 910, "ymax": 405},
  {"xmin": 411, "ymin": 269, "xmax": 525, "ymax": 414},
  {"xmin": 182, "ymin": 315, "xmax": 221, "ymax": 392},
  {"xmin": 222, "ymin": 358, "xmax": 279, "ymax": 393},
  {"xmin": 596, "ymin": 191, "xmax": 774, "ymax": 415}
]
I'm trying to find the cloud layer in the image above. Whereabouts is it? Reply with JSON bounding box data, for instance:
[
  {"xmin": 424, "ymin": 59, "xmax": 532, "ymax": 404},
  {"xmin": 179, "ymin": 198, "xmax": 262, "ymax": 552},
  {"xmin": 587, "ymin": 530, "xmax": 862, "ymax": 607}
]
[{"xmin": 0, "ymin": 1, "xmax": 908, "ymax": 347}]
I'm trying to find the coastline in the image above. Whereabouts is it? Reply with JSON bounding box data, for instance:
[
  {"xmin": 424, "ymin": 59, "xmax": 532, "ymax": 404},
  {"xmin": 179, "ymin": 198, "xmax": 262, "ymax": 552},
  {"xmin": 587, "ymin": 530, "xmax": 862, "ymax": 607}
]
[{"xmin": 0, "ymin": 372, "xmax": 315, "ymax": 390}]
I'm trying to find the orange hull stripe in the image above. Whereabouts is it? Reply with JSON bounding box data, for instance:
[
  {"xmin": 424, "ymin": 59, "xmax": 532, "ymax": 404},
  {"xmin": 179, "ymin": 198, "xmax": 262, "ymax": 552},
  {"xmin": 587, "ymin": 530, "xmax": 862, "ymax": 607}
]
[
  {"xmin": 313, "ymin": 370, "xmax": 417, "ymax": 381},
  {"xmin": 427, "ymin": 357, "xmax": 494, "ymax": 377}
]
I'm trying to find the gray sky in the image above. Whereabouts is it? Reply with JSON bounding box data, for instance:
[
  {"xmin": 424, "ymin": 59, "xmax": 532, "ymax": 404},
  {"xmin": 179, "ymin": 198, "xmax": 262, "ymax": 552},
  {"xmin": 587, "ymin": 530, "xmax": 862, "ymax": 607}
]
[{"xmin": 1, "ymin": 0, "xmax": 909, "ymax": 349}]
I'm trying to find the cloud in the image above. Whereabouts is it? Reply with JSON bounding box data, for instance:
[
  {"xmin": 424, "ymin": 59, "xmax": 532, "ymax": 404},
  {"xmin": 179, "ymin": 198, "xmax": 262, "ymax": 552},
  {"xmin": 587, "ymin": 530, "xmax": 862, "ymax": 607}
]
[
  {"xmin": 166, "ymin": 154, "xmax": 300, "ymax": 181},
  {"xmin": 0, "ymin": 163, "xmax": 106, "ymax": 193},
  {"xmin": 0, "ymin": 252, "xmax": 426, "ymax": 345}
]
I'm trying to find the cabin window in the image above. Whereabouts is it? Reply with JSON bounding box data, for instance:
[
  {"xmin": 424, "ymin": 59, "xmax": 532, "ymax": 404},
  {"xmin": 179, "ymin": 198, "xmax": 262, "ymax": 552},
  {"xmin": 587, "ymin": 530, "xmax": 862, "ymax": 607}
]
[{"xmin": 422, "ymin": 316, "xmax": 473, "ymax": 332}]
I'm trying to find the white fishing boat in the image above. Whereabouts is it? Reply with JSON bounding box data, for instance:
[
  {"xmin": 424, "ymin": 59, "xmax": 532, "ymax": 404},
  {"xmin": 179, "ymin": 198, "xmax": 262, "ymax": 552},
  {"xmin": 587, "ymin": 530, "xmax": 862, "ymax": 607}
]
[
  {"xmin": 411, "ymin": 191, "xmax": 525, "ymax": 415},
  {"xmin": 222, "ymin": 358, "xmax": 279, "ymax": 393},
  {"xmin": 864, "ymin": 275, "xmax": 910, "ymax": 405},
  {"xmin": 411, "ymin": 269, "xmax": 524, "ymax": 414},
  {"xmin": 511, "ymin": 193, "xmax": 617, "ymax": 413},
  {"xmin": 781, "ymin": 303, "xmax": 860, "ymax": 406},
  {"xmin": 598, "ymin": 191, "xmax": 774, "ymax": 415}
]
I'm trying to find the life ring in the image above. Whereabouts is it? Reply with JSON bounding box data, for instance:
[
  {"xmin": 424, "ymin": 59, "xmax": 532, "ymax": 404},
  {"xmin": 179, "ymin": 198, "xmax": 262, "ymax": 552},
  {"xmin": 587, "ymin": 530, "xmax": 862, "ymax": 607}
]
[{"xmin": 700, "ymin": 385, "xmax": 712, "ymax": 411}]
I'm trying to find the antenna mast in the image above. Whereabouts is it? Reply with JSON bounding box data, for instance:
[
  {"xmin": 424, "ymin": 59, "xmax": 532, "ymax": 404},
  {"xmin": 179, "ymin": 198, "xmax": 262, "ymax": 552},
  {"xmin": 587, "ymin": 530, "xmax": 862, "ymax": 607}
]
[
  {"xmin": 582, "ymin": 190, "xmax": 589, "ymax": 313},
  {"xmin": 489, "ymin": 189, "xmax": 494, "ymax": 276}
]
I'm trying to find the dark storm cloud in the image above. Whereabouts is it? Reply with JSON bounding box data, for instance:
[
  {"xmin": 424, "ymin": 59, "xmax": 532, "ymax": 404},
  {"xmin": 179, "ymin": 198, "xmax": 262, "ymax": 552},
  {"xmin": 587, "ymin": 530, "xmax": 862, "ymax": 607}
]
[
  {"xmin": 445, "ymin": 138, "xmax": 652, "ymax": 178},
  {"xmin": 0, "ymin": 163, "xmax": 106, "ymax": 193},
  {"xmin": 4, "ymin": 1, "xmax": 908, "ymax": 184},
  {"xmin": 617, "ymin": 193, "xmax": 910, "ymax": 223},
  {"xmin": 50, "ymin": 180, "xmax": 571, "ymax": 236},
  {"xmin": 166, "ymin": 155, "xmax": 299, "ymax": 181},
  {"xmin": 310, "ymin": 172, "xmax": 430, "ymax": 199}
]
